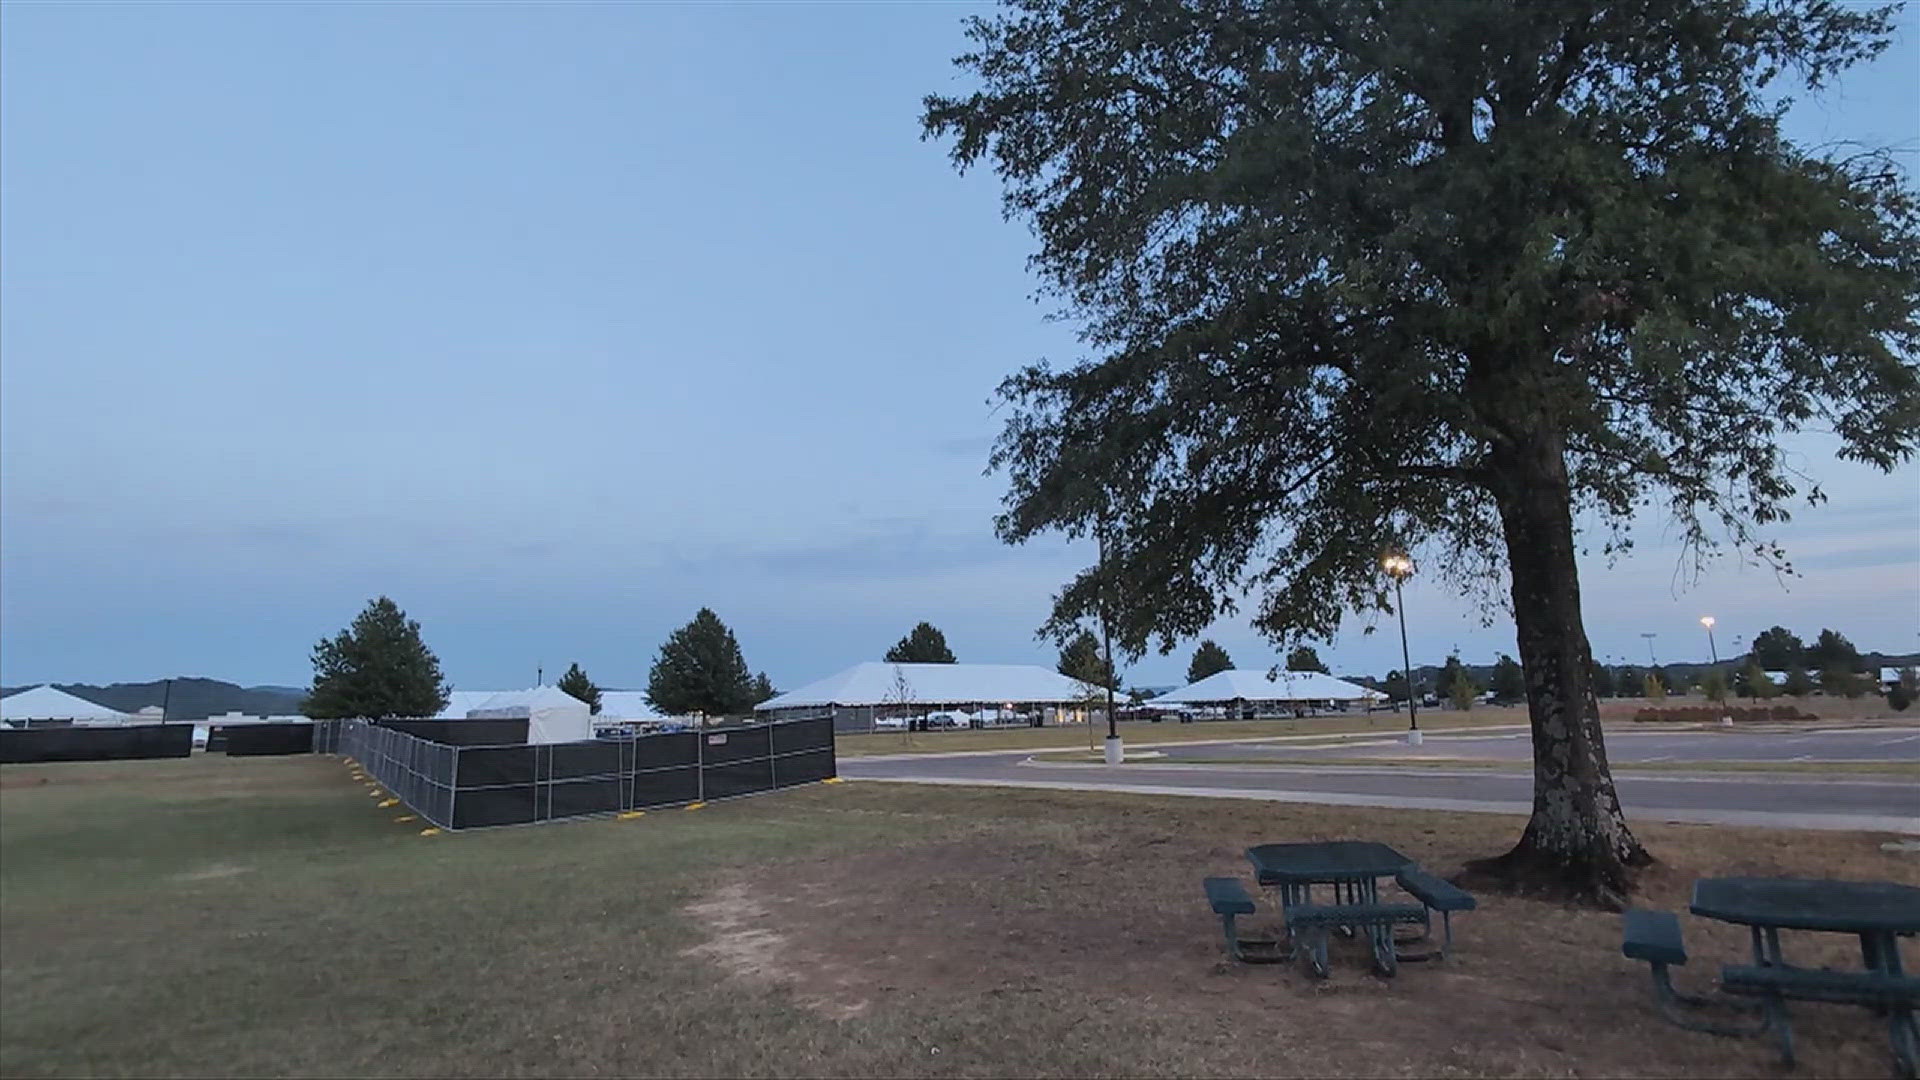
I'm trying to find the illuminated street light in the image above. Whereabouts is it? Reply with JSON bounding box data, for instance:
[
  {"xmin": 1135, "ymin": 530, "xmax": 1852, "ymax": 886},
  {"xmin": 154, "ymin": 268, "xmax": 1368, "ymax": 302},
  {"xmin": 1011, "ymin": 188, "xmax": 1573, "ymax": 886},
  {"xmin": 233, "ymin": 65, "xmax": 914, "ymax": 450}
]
[
  {"xmin": 1700, "ymin": 615, "xmax": 1720, "ymax": 666},
  {"xmin": 1381, "ymin": 552, "xmax": 1419, "ymax": 745}
]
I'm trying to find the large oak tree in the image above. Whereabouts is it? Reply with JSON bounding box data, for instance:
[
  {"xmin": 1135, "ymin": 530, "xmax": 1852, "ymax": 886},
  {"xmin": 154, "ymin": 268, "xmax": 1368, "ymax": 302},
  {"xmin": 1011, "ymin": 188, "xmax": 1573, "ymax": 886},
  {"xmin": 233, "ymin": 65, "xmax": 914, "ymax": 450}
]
[{"xmin": 924, "ymin": 0, "xmax": 1918, "ymax": 903}]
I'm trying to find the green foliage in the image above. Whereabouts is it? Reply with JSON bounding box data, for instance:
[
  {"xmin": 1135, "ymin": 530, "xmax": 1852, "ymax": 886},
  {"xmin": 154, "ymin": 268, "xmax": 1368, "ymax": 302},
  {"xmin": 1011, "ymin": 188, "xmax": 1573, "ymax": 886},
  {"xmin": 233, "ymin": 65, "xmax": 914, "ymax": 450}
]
[
  {"xmin": 1889, "ymin": 680, "xmax": 1912, "ymax": 712},
  {"xmin": 750, "ymin": 672, "xmax": 777, "ymax": 705},
  {"xmin": 1749, "ymin": 626, "xmax": 1805, "ymax": 670},
  {"xmin": 928, "ymin": 0, "xmax": 1919, "ymax": 661},
  {"xmin": 1782, "ymin": 667, "xmax": 1815, "ymax": 698},
  {"xmin": 1819, "ymin": 664, "xmax": 1864, "ymax": 699},
  {"xmin": 1057, "ymin": 629, "xmax": 1116, "ymax": 689},
  {"xmin": 1699, "ymin": 668, "xmax": 1730, "ymax": 706},
  {"xmin": 1383, "ymin": 670, "xmax": 1410, "ymax": 704},
  {"xmin": 1615, "ymin": 665, "xmax": 1641, "ymax": 697},
  {"xmin": 1737, "ymin": 659, "xmax": 1779, "ymax": 700},
  {"xmin": 1447, "ymin": 667, "xmax": 1479, "ymax": 712},
  {"xmin": 1644, "ymin": 673, "xmax": 1668, "ymax": 702},
  {"xmin": 1488, "ymin": 655, "xmax": 1526, "ymax": 705},
  {"xmin": 556, "ymin": 663, "xmax": 602, "ymax": 715},
  {"xmin": 645, "ymin": 609, "xmax": 757, "ymax": 717},
  {"xmin": 304, "ymin": 597, "xmax": 448, "ymax": 720},
  {"xmin": 1186, "ymin": 639, "xmax": 1233, "ymax": 684},
  {"xmin": 1589, "ymin": 661, "xmax": 1615, "ymax": 699},
  {"xmin": 1901, "ymin": 667, "xmax": 1920, "ymax": 695},
  {"xmin": 1284, "ymin": 645, "xmax": 1329, "ymax": 674},
  {"xmin": 1436, "ymin": 654, "xmax": 1469, "ymax": 706},
  {"xmin": 884, "ymin": 622, "xmax": 956, "ymax": 664},
  {"xmin": 1806, "ymin": 629, "xmax": 1861, "ymax": 673}
]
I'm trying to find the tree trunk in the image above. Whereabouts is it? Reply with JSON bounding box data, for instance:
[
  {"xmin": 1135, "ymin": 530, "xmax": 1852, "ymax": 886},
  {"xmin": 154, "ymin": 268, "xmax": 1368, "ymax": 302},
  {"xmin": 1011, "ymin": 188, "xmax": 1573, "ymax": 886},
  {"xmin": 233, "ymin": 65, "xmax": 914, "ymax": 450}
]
[{"xmin": 1461, "ymin": 425, "xmax": 1652, "ymax": 908}]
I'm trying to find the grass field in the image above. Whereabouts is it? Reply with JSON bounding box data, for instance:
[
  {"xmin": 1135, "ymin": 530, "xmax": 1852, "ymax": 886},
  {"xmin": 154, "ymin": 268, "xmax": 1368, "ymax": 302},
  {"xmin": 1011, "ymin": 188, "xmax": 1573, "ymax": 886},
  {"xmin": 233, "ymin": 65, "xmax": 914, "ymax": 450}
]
[
  {"xmin": 837, "ymin": 697, "xmax": 1910, "ymax": 757},
  {"xmin": 3, "ymin": 755, "xmax": 1916, "ymax": 1078}
]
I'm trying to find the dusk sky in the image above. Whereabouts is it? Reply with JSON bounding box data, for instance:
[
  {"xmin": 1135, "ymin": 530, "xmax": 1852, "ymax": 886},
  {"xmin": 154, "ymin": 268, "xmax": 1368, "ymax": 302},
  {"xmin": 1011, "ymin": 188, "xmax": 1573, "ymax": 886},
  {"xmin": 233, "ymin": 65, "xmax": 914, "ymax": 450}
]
[{"xmin": 3, "ymin": 3, "xmax": 1916, "ymax": 693}]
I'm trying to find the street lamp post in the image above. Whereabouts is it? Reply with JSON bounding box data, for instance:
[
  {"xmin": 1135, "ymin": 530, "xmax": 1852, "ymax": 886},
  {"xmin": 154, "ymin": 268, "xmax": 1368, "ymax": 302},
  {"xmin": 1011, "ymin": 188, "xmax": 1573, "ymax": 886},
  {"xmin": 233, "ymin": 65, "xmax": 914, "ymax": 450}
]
[
  {"xmin": 1700, "ymin": 616, "xmax": 1719, "ymax": 666},
  {"xmin": 1382, "ymin": 552, "xmax": 1420, "ymax": 746}
]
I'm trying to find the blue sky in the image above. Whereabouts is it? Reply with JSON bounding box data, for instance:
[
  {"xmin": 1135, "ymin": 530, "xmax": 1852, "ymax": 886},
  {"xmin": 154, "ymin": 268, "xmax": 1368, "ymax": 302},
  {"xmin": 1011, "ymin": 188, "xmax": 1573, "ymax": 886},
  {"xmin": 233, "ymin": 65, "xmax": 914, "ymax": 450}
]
[{"xmin": 2, "ymin": 2, "xmax": 1916, "ymax": 692}]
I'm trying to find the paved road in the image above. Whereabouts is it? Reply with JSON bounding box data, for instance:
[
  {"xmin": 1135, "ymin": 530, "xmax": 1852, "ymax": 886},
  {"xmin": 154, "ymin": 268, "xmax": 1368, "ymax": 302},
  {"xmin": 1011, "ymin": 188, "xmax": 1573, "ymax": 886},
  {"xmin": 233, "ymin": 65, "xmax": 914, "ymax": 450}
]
[
  {"xmin": 842, "ymin": 728, "xmax": 1920, "ymax": 832},
  {"xmin": 1160, "ymin": 726, "xmax": 1920, "ymax": 764}
]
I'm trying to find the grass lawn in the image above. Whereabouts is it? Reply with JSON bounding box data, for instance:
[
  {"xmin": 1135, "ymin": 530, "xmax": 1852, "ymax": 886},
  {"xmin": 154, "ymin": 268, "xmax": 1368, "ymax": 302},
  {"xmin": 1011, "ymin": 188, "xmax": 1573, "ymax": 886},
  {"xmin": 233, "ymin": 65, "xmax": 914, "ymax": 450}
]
[
  {"xmin": 3, "ymin": 755, "xmax": 1916, "ymax": 1078},
  {"xmin": 1046, "ymin": 753, "xmax": 1920, "ymax": 779},
  {"xmin": 838, "ymin": 711, "xmax": 1524, "ymax": 757}
]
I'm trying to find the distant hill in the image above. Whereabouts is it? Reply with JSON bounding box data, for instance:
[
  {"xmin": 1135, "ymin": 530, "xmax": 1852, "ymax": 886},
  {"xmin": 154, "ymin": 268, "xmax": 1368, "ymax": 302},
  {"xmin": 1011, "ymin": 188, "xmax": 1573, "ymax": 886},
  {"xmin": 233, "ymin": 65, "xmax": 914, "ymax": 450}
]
[{"xmin": 0, "ymin": 678, "xmax": 306, "ymax": 721}]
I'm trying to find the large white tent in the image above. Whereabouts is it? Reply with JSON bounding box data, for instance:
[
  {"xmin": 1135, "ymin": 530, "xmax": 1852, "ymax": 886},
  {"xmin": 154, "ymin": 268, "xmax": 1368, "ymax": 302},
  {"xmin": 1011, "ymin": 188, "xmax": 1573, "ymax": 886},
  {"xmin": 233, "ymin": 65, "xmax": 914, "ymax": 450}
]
[
  {"xmin": 757, "ymin": 661, "xmax": 1102, "ymax": 732},
  {"xmin": 759, "ymin": 662, "xmax": 1099, "ymax": 711},
  {"xmin": 466, "ymin": 685, "xmax": 593, "ymax": 744},
  {"xmin": 433, "ymin": 690, "xmax": 499, "ymax": 721},
  {"xmin": 1152, "ymin": 669, "xmax": 1382, "ymax": 707},
  {"xmin": 0, "ymin": 685, "xmax": 136, "ymax": 725},
  {"xmin": 597, "ymin": 691, "xmax": 662, "ymax": 721}
]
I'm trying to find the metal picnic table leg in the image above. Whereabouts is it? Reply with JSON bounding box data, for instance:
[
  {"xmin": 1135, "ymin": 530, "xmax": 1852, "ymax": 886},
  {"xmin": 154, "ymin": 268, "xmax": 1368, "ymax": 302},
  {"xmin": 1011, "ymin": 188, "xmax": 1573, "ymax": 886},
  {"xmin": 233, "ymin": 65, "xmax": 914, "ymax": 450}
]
[{"xmin": 1863, "ymin": 931, "xmax": 1918, "ymax": 1079}]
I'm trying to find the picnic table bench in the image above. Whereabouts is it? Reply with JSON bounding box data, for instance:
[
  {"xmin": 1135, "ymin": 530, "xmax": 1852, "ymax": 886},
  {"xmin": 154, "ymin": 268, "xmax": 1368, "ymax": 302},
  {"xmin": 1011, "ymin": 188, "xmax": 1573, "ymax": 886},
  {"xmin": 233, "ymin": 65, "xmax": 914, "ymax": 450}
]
[
  {"xmin": 1203, "ymin": 841, "xmax": 1476, "ymax": 977},
  {"xmin": 1622, "ymin": 877, "xmax": 1920, "ymax": 1077}
]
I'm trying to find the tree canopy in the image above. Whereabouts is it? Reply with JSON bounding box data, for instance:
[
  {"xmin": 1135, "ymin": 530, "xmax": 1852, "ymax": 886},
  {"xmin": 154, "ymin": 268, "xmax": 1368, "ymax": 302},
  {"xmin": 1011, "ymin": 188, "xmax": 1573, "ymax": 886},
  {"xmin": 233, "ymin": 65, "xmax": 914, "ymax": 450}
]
[
  {"xmin": 1806, "ymin": 628, "xmax": 1861, "ymax": 672},
  {"xmin": 885, "ymin": 622, "xmax": 958, "ymax": 664},
  {"xmin": 1186, "ymin": 638, "xmax": 1234, "ymax": 683},
  {"xmin": 556, "ymin": 662, "xmax": 602, "ymax": 715},
  {"xmin": 1749, "ymin": 626, "xmax": 1805, "ymax": 670},
  {"xmin": 926, "ymin": 0, "xmax": 1917, "ymax": 904},
  {"xmin": 1284, "ymin": 645, "xmax": 1329, "ymax": 674},
  {"xmin": 1058, "ymin": 629, "xmax": 1116, "ymax": 688},
  {"xmin": 304, "ymin": 597, "xmax": 449, "ymax": 720},
  {"xmin": 646, "ymin": 609, "xmax": 758, "ymax": 717},
  {"xmin": 1488, "ymin": 655, "xmax": 1526, "ymax": 705},
  {"xmin": 1589, "ymin": 661, "xmax": 1615, "ymax": 699}
]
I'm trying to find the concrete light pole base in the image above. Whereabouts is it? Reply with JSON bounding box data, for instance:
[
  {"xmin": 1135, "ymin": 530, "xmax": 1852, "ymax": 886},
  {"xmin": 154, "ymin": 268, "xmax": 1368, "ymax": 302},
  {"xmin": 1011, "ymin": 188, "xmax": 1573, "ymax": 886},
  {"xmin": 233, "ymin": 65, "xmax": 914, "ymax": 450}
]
[
  {"xmin": 1406, "ymin": 730, "xmax": 1424, "ymax": 747},
  {"xmin": 1103, "ymin": 736, "xmax": 1124, "ymax": 765}
]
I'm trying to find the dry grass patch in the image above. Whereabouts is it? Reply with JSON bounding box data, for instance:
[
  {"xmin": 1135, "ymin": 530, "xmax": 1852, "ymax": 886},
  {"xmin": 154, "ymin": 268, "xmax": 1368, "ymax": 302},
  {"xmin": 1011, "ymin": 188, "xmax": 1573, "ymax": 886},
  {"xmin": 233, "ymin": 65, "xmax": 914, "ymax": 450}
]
[{"xmin": 4, "ymin": 755, "xmax": 1915, "ymax": 1078}]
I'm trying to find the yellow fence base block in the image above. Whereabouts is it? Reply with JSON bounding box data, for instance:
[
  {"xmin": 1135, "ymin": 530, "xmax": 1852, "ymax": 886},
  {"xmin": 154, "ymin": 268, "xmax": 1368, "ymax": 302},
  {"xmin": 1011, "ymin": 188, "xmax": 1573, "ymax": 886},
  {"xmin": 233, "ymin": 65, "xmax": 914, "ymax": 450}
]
[
  {"xmin": 369, "ymin": 791, "xmax": 385, "ymax": 799},
  {"xmin": 419, "ymin": 827, "xmax": 441, "ymax": 837},
  {"xmin": 395, "ymin": 815, "xmax": 416, "ymax": 823},
  {"xmin": 378, "ymin": 798, "xmax": 398, "ymax": 808},
  {"xmin": 617, "ymin": 811, "xmax": 646, "ymax": 820},
  {"xmin": 684, "ymin": 802, "xmax": 706, "ymax": 811},
  {"xmin": 822, "ymin": 777, "xmax": 846, "ymax": 785}
]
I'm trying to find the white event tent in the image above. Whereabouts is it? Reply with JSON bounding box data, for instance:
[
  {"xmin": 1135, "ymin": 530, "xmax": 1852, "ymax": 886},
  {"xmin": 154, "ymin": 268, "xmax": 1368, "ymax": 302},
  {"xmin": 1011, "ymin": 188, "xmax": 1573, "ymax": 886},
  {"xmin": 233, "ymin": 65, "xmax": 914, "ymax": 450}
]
[
  {"xmin": 1, "ymin": 685, "xmax": 137, "ymax": 726},
  {"xmin": 1151, "ymin": 669, "xmax": 1384, "ymax": 713},
  {"xmin": 465, "ymin": 685, "xmax": 593, "ymax": 744},
  {"xmin": 756, "ymin": 661, "xmax": 1102, "ymax": 732}
]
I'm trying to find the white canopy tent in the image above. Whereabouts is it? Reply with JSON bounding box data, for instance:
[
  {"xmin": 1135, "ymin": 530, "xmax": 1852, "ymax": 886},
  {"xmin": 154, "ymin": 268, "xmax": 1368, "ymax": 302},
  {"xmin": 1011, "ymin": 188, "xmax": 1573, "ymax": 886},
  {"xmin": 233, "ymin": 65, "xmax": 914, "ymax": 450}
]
[
  {"xmin": 757, "ymin": 662, "xmax": 1100, "ymax": 712},
  {"xmin": 466, "ymin": 685, "xmax": 593, "ymax": 744},
  {"xmin": 1, "ymin": 685, "xmax": 136, "ymax": 725},
  {"xmin": 597, "ymin": 691, "xmax": 663, "ymax": 722},
  {"xmin": 433, "ymin": 690, "xmax": 499, "ymax": 721},
  {"xmin": 1152, "ymin": 669, "xmax": 1382, "ymax": 707}
]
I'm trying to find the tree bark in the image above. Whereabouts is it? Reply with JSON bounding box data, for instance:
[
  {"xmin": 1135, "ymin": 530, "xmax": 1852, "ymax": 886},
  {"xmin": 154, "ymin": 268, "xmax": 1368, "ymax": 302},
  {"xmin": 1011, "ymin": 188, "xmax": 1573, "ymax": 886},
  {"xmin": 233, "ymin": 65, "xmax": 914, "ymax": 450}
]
[{"xmin": 1462, "ymin": 424, "xmax": 1652, "ymax": 908}]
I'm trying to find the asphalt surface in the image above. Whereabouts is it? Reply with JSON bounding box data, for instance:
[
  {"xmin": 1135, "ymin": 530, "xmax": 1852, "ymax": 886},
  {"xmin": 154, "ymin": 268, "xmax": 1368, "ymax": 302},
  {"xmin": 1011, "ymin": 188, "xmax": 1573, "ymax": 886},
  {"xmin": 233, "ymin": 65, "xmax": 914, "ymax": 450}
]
[
  {"xmin": 841, "ymin": 726, "xmax": 1920, "ymax": 833},
  {"xmin": 1156, "ymin": 726, "xmax": 1920, "ymax": 764}
]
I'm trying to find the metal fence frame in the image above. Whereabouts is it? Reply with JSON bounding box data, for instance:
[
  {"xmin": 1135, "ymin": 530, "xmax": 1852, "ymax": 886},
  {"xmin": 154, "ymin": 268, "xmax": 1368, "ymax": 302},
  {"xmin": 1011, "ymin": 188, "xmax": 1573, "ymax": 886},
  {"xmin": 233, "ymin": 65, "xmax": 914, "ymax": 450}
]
[{"xmin": 313, "ymin": 715, "xmax": 836, "ymax": 830}]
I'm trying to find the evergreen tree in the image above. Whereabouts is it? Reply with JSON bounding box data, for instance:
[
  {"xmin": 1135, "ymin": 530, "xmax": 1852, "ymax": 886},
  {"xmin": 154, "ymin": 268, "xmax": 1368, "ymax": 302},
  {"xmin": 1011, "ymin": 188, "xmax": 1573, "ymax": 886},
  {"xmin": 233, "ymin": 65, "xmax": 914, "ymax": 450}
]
[
  {"xmin": 645, "ymin": 609, "xmax": 756, "ymax": 717},
  {"xmin": 1820, "ymin": 664, "xmax": 1864, "ymax": 699},
  {"xmin": 1488, "ymin": 655, "xmax": 1526, "ymax": 705},
  {"xmin": 1749, "ymin": 626, "xmax": 1805, "ymax": 671},
  {"xmin": 884, "ymin": 622, "xmax": 957, "ymax": 664},
  {"xmin": 1699, "ymin": 668, "xmax": 1730, "ymax": 706},
  {"xmin": 1436, "ymin": 654, "xmax": 1470, "ymax": 707},
  {"xmin": 304, "ymin": 597, "xmax": 449, "ymax": 720},
  {"xmin": 750, "ymin": 672, "xmax": 777, "ymax": 705},
  {"xmin": 1737, "ymin": 659, "xmax": 1780, "ymax": 701},
  {"xmin": 556, "ymin": 662, "xmax": 602, "ymax": 715},
  {"xmin": 1285, "ymin": 645, "xmax": 1329, "ymax": 674},
  {"xmin": 1057, "ymin": 629, "xmax": 1114, "ymax": 688},
  {"xmin": 1782, "ymin": 667, "xmax": 1815, "ymax": 698},
  {"xmin": 1186, "ymin": 639, "xmax": 1234, "ymax": 684},
  {"xmin": 1615, "ymin": 665, "xmax": 1641, "ymax": 697},
  {"xmin": 1382, "ymin": 669, "xmax": 1410, "ymax": 704},
  {"xmin": 928, "ymin": 0, "xmax": 1919, "ymax": 902},
  {"xmin": 1447, "ymin": 667, "xmax": 1479, "ymax": 713},
  {"xmin": 1644, "ymin": 673, "xmax": 1669, "ymax": 702},
  {"xmin": 1806, "ymin": 629, "xmax": 1861, "ymax": 673}
]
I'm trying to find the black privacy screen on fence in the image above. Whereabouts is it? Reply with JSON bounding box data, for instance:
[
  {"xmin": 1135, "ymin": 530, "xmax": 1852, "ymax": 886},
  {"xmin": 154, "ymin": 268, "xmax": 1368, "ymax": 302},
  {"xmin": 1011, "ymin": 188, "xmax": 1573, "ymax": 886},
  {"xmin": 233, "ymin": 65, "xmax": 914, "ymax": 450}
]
[
  {"xmin": 0, "ymin": 724, "xmax": 195, "ymax": 764},
  {"xmin": 313, "ymin": 716, "xmax": 835, "ymax": 830},
  {"xmin": 220, "ymin": 723, "xmax": 317, "ymax": 756},
  {"xmin": 374, "ymin": 718, "xmax": 530, "ymax": 746}
]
